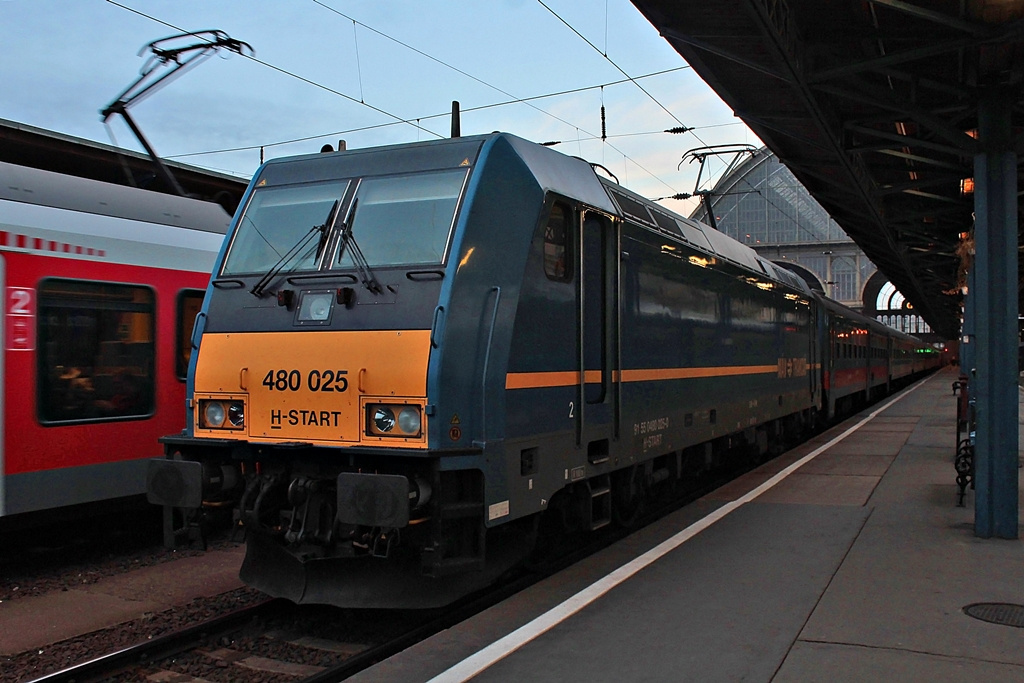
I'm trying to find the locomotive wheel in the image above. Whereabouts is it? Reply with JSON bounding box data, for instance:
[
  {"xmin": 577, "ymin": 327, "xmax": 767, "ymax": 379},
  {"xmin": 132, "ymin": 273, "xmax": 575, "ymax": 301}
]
[
  {"xmin": 611, "ymin": 465, "xmax": 645, "ymax": 528},
  {"xmin": 545, "ymin": 488, "xmax": 584, "ymax": 537}
]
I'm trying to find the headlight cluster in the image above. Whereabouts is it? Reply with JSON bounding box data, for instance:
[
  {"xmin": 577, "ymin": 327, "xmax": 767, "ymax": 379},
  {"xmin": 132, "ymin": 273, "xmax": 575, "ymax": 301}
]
[
  {"xmin": 366, "ymin": 403, "xmax": 422, "ymax": 437},
  {"xmin": 200, "ymin": 399, "xmax": 245, "ymax": 430}
]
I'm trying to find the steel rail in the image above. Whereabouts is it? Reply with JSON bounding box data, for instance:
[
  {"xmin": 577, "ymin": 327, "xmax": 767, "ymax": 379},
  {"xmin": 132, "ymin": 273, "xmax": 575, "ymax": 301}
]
[{"xmin": 25, "ymin": 598, "xmax": 287, "ymax": 683}]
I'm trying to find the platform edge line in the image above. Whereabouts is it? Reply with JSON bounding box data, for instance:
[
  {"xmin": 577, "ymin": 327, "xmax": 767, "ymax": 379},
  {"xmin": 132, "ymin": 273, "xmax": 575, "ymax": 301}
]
[{"xmin": 425, "ymin": 375, "xmax": 932, "ymax": 683}]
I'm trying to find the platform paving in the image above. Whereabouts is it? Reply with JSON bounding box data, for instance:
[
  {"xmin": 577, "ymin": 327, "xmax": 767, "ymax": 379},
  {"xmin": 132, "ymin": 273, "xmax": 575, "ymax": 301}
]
[
  {"xmin": 356, "ymin": 367, "xmax": 1024, "ymax": 682},
  {"xmin": 0, "ymin": 545, "xmax": 244, "ymax": 656}
]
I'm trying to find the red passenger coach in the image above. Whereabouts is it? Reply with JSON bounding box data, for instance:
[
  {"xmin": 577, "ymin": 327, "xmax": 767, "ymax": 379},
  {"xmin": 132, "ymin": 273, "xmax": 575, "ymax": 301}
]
[
  {"xmin": 818, "ymin": 295, "xmax": 939, "ymax": 419},
  {"xmin": 0, "ymin": 160, "xmax": 230, "ymax": 520}
]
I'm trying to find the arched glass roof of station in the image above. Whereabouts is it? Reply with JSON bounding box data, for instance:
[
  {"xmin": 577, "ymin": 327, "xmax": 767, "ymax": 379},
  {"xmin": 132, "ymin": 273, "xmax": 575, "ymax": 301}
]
[
  {"xmin": 687, "ymin": 147, "xmax": 929, "ymax": 334},
  {"xmin": 688, "ymin": 148, "xmax": 848, "ymax": 246},
  {"xmin": 876, "ymin": 281, "xmax": 906, "ymax": 312}
]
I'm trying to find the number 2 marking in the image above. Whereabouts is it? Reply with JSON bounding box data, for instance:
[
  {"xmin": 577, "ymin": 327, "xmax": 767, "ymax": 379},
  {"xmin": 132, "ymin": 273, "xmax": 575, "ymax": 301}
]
[
  {"xmin": 8, "ymin": 289, "xmax": 32, "ymax": 315},
  {"xmin": 568, "ymin": 401, "xmax": 575, "ymax": 419}
]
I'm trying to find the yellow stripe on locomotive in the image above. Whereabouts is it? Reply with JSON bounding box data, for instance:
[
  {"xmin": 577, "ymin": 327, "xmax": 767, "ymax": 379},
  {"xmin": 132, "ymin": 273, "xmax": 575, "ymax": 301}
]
[{"xmin": 192, "ymin": 330, "xmax": 430, "ymax": 448}]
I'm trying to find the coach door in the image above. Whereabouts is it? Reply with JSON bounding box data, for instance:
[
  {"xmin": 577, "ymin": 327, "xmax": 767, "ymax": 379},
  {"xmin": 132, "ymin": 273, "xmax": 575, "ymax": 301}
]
[
  {"xmin": 0, "ymin": 255, "xmax": 7, "ymax": 516},
  {"xmin": 576, "ymin": 210, "xmax": 619, "ymax": 462},
  {"xmin": 808, "ymin": 303, "xmax": 819, "ymax": 402}
]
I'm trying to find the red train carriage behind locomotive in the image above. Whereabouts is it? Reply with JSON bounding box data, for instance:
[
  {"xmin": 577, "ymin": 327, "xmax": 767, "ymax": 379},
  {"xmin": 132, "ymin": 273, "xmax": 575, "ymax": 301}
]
[{"xmin": 0, "ymin": 160, "xmax": 230, "ymax": 522}]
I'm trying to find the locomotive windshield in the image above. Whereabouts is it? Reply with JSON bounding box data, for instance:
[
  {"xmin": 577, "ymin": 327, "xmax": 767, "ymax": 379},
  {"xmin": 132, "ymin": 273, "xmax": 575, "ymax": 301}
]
[
  {"xmin": 337, "ymin": 169, "xmax": 466, "ymax": 268},
  {"xmin": 222, "ymin": 180, "xmax": 349, "ymax": 276},
  {"xmin": 223, "ymin": 168, "xmax": 466, "ymax": 277}
]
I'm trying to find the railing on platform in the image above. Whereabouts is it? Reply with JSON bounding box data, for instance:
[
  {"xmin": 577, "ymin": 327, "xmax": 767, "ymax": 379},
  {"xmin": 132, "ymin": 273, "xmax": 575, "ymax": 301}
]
[{"xmin": 953, "ymin": 374, "xmax": 975, "ymax": 507}]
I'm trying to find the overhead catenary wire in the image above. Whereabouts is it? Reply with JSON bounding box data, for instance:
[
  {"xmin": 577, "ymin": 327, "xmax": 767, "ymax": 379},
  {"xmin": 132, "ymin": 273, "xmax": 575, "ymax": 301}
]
[
  {"xmin": 165, "ymin": 69, "xmax": 705, "ymax": 160},
  {"xmin": 103, "ymin": 0, "xmax": 730, "ymax": 199},
  {"xmin": 533, "ymin": 0, "xmax": 750, "ymax": 199},
  {"xmin": 604, "ymin": 0, "xmax": 609, "ymax": 57},
  {"xmin": 536, "ymin": 0, "xmax": 705, "ymax": 147},
  {"xmin": 311, "ymin": 0, "xmax": 702, "ymax": 198},
  {"xmin": 108, "ymin": 0, "xmax": 681, "ymax": 188},
  {"xmin": 104, "ymin": 0, "xmax": 446, "ymax": 140},
  {"xmin": 352, "ymin": 19, "xmax": 364, "ymax": 103},
  {"xmin": 312, "ymin": 0, "xmax": 587, "ymax": 135}
]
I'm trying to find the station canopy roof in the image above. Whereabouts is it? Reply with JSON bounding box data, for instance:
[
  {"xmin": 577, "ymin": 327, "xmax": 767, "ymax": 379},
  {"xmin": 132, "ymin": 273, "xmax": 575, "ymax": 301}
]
[
  {"xmin": 0, "ymin": 118, "xmax": 247, "ymax": 213},
  {"xmin": 631, "ymin": 0, "xmax": 1024, "ymax": 340}
]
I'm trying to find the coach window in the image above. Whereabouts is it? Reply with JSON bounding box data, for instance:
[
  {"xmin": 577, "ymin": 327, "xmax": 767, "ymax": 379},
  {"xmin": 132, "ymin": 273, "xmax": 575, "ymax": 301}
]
[
  {"xmin": 176, "ymin": 289, "xmax": 205, "ymax": 380},
  {"xmin": 38, "ymin": 279, "xmax": 155, "ymax": 424},
  {"xmin": 543, "ymin": 202, "xmax": 572, "ymax": 281}
]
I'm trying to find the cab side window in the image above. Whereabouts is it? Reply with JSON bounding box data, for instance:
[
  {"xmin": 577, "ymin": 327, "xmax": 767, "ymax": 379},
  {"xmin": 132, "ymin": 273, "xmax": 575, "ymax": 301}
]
[
  {"xmin": 543, "ymin": 202, "xmax": 572, "ymax": 282},
  {"xmin": 176, "ymin": 289, "xmax": 205, "ymax": 379}
]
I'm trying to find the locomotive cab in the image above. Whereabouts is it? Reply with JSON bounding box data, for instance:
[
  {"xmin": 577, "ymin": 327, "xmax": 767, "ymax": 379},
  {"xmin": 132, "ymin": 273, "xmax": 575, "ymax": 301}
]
[{"xmin": 149, "ymin": 134, "xmax": 560, "ymax": 606}]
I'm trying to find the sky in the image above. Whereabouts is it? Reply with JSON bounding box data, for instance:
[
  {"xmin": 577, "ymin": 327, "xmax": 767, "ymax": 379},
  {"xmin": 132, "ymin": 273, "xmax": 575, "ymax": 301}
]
[{"xmin": 0, "ymin": 0, "xmax": 760, "ymax": 215}]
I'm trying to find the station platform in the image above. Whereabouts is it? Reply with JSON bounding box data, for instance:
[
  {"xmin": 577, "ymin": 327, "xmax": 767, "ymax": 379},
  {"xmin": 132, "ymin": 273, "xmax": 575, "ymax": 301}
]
[{"xmin": 354, "ymin": 366, "xmax": 1024, "ymax": 682}]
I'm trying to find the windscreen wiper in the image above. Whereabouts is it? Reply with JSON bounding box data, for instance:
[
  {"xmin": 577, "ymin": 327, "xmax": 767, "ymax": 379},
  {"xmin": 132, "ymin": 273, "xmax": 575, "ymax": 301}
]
[
  {"xmin": 315, "ymin": 199, "xmax": 340, "ymax": 260},
  {"xmin": 250, "ymin": 200, "xmax": 339, "ymax": 298},
  {"xmin": 336, "ymin": 198, "xmax": 383, "ymax": 294}
]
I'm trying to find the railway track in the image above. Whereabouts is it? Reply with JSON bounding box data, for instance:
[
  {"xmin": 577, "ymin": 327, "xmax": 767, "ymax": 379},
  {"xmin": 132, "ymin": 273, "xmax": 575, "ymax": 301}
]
[
  {"xmin": 21, "ymin": 557, "xmax": 555, "ymax": 683},
  {"xmin": 25, "ymin": 599, "xmax": 286, "ymax": 683},
  {"xmin": 22, "ymin": 408, "xmax": 860, "ymax": 683},
  {"xmin": 18, "ymin": 501, "xmax": 703, "ymax": 682}
]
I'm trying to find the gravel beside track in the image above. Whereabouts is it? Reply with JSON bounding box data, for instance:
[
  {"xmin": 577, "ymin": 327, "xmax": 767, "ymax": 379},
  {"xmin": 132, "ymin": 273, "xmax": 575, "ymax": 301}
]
[
  {"xmin": 0, "ymin": 503, "xmax": 254, "ymax": 682},
  {"xmin": 3, "ymin": 586, "xmax": 266, "ymax": 682}
]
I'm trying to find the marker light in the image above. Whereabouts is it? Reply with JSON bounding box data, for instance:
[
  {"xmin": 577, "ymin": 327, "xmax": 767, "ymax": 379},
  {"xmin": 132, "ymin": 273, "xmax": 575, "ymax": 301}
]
[
  {"xmin": 204, "ymin": 401, "xmax": 226, "ymax": 428},
  {"xmin": 398, "ymin": 407, "xmax": 421, "ymax": 434}
]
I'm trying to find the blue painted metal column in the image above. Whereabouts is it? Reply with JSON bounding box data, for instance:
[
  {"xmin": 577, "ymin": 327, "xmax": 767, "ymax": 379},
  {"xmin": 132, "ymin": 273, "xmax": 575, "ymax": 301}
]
[
  {"xmin": 972, "ymin": 89, "xmax": 1018, "ymax": 539},
  {"xmin": 961, "ymin": 262, "xmax": 975, "ymax": 389}
]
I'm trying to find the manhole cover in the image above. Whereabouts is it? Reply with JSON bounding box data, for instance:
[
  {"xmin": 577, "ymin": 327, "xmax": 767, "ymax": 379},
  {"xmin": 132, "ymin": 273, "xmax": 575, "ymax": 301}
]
[{"xmin": 963, "ymin": 602, "xmax": 1024, "ymax": 628}]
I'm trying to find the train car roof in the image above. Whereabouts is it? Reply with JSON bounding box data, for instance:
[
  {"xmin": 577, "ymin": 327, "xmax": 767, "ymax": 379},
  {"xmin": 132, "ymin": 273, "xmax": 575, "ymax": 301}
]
[
  {"xmin": 502, "ymin": 135, "xmax": 619, "ymax": 215},
  {"xmin": 0, "ymin": 160, "xmax": 232, "ymax": 233},
  {"xmin": 256, "ymin": 135, "xmax": 488, "ymax": 187},
  {"xmin": 595, "ymin": 174, "xmax": 812, "ymax": 296},
  {"xmin": 813, "ymin": 290, "xmax": 926, "ymax": 341},
  {"xmin": 256, "ymin": 132, "xmax": 815, "ymax": 296},
  {"xmin": 256, "ymin": 132, "xmax": 620, "ymax": 218}
]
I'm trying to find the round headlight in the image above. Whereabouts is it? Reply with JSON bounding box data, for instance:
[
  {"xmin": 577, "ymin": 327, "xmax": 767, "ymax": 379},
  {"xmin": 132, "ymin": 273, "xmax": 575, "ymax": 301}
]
[
  {"xmin": 373, "ymin": 407, "xmax": 396, "ymax": 432},
  {"xmin": 299, "ymin": 292, "xmax": 334, "ymax": 322},
  {"xmin": 308, "ymin": 294, "xmax": 331, "ymax": 320},
  {"xmin": 228, "ymin": 402, "xmax": 245, "ymax": 427},
  {"xmin": 204, "ymin": 401, "xmax": 226, "ymax": 428},
  {"xmin": 397, "ymin": 407, "xmax": 421, "ymax": 435}
]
